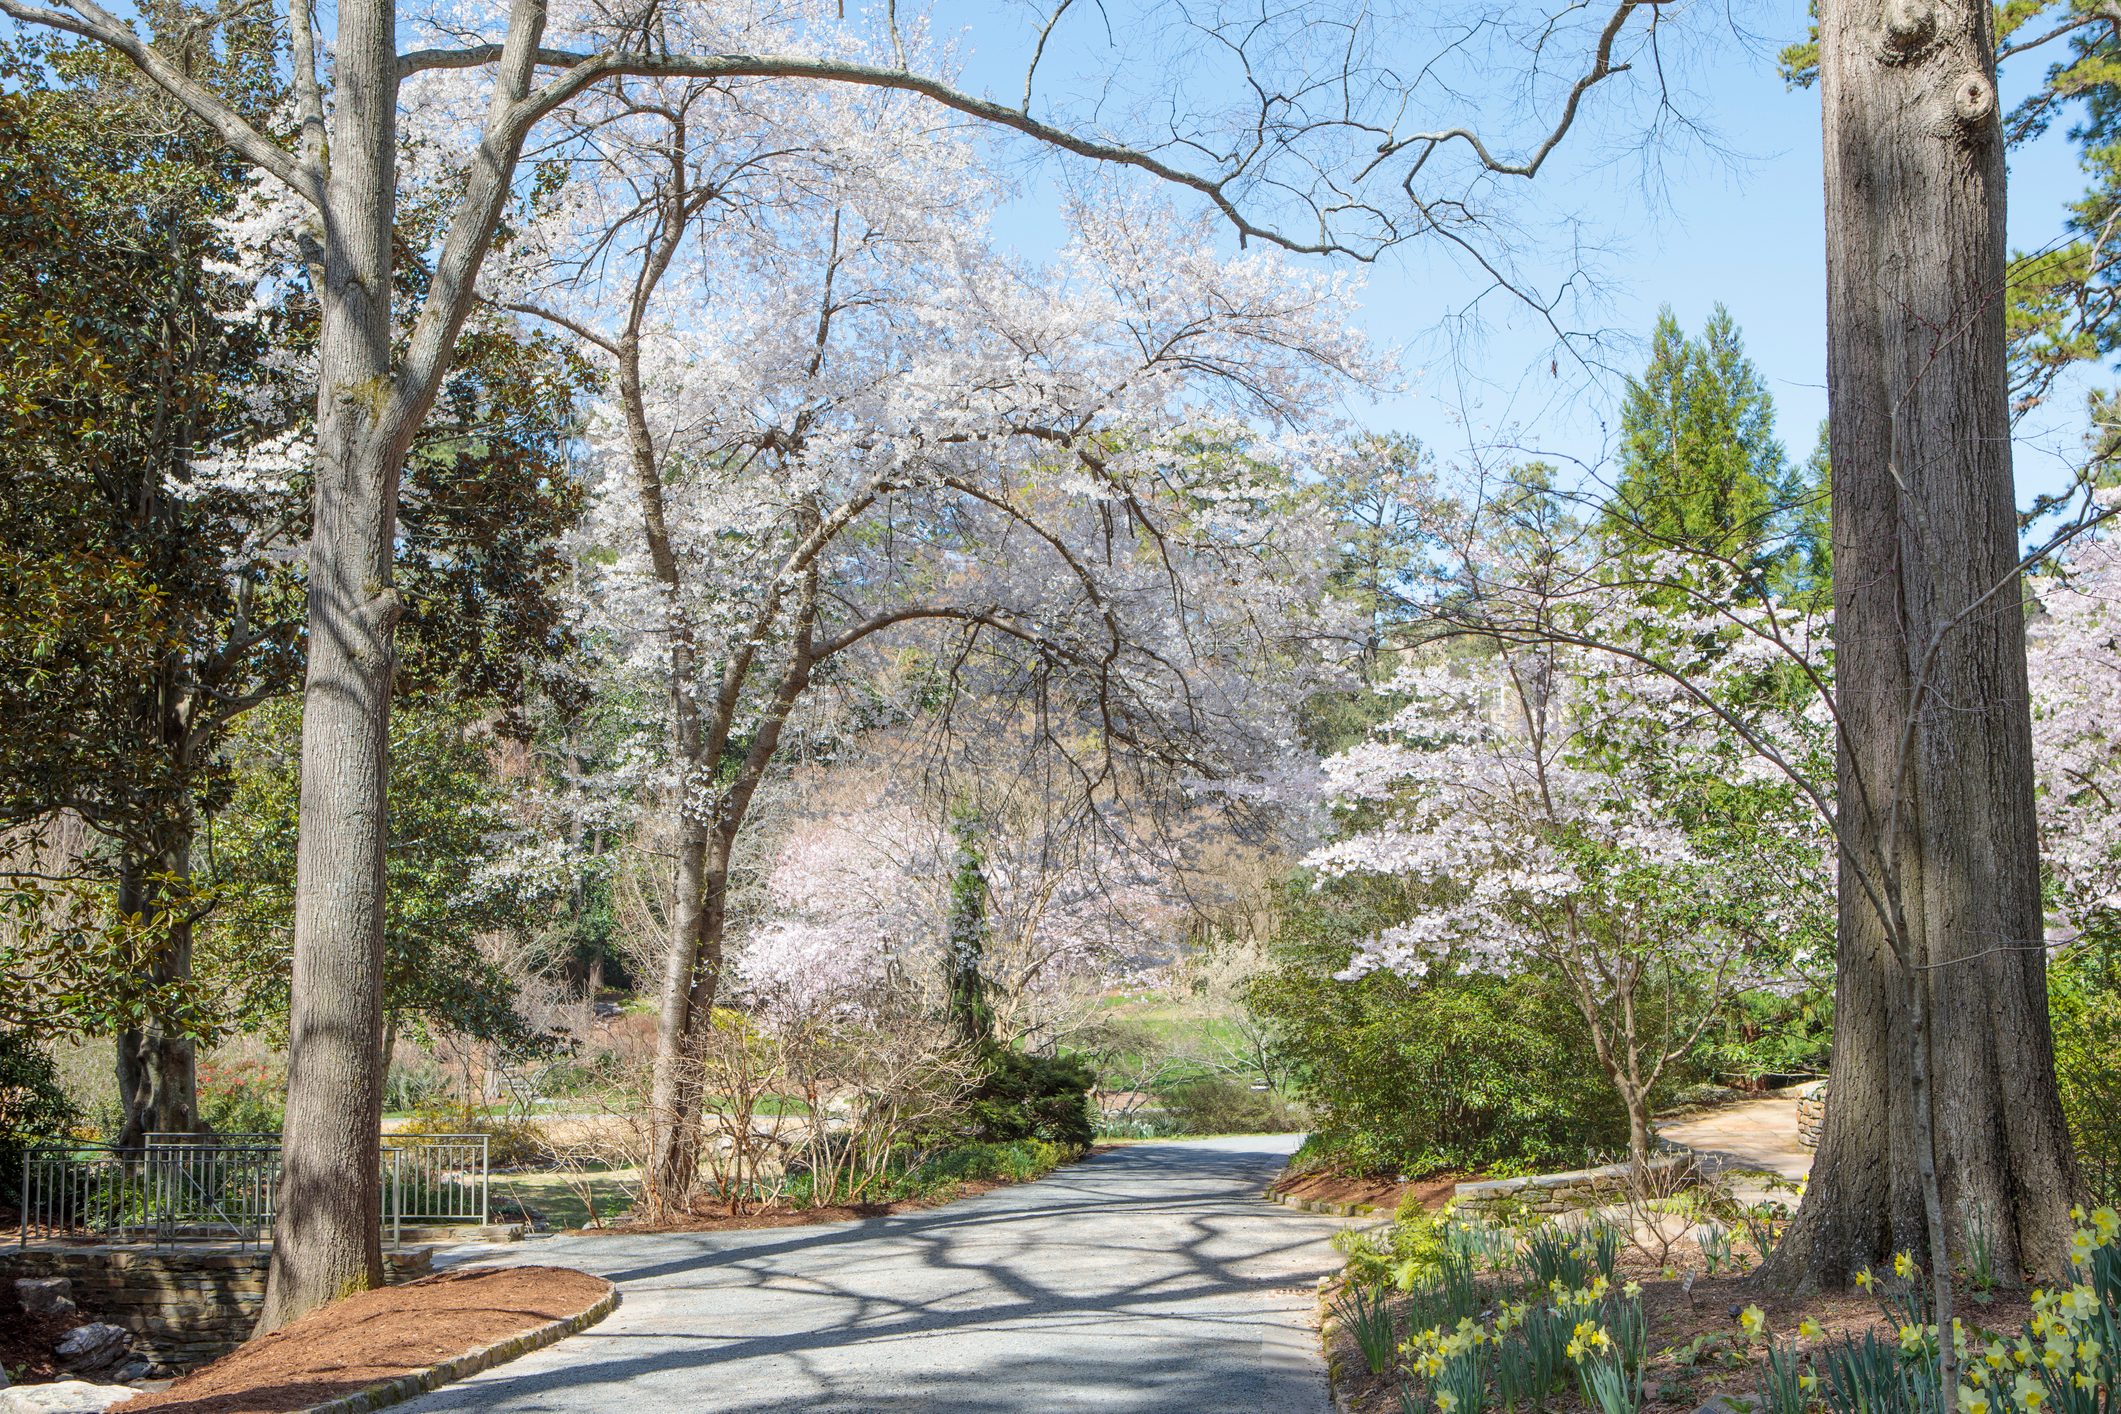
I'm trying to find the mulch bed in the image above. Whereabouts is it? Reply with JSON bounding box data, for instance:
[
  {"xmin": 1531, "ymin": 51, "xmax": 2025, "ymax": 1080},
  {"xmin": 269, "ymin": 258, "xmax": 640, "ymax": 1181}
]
[
  {"xmin": 1326, "ymin": 1256, "xmax": 2036, "ymax": 1414},
  {"xmin": 0, "ymin": 1278, "xmax": 90, "ymax": 1382},
  {"xmin": 108, "ymin": 1266, "xmax": 612, "ymax": 1414}
]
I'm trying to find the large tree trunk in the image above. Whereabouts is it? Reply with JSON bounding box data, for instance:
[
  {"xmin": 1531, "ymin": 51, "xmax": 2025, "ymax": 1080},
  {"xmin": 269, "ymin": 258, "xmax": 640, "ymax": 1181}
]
[
  {"xmin": 1771, "ymin": 0, "xmax": 2078, "ymax": 1289},
  {"xmin": 258, "ymin": 0, "xmax": 402, "ymax": 1331}
]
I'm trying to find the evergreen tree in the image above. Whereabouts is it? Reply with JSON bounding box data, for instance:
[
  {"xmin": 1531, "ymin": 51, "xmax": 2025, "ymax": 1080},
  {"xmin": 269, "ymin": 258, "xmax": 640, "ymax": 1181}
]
[{"xmin": 1604, "ymin": 306, "xmax": 1793, "ymax": 574}]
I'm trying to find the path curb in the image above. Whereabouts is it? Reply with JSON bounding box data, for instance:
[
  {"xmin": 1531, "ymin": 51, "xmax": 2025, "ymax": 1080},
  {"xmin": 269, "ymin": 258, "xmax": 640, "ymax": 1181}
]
[{"xmin": 297, "ymin": 1283, "xmax": 620, "ymax": 1414}]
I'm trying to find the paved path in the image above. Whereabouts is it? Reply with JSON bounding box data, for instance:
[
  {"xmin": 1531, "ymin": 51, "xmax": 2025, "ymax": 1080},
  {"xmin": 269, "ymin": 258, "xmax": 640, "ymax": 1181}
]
[
  {"xmin": 405, "ymin": 1135, "xmax": 1345, "ymax": 1413},
  {"xmin": 1657, "ymin": 1091, "xmax": 1814, "ymax": 1197}
]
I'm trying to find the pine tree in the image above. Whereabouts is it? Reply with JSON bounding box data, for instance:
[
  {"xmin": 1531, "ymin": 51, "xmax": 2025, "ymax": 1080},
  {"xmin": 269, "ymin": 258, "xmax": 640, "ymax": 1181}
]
[{"xmin": 1605, "ymin": 306, "xmax": 1792, "ymax": 575}]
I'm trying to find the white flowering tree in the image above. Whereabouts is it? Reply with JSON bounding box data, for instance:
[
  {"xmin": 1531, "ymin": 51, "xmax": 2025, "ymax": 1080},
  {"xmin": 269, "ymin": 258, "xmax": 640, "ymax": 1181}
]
[
  {"xmin": 2028, "ymin": 524, "xmax": 2121, "ymax": 939},
  {"xmin": 492, "ymin": 84, "xmax": 1367, "ymax": 1201},
  {"xmin": 1310, "ymin": 608, "xmax": 1833, "ymax": 1172}
]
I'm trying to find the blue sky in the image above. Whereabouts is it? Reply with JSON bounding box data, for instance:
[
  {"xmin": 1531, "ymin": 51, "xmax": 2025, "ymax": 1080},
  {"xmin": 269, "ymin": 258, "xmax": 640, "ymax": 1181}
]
[{"xmin": 950, "ymin": 0, "xmax": 2101, "ymax": 508}]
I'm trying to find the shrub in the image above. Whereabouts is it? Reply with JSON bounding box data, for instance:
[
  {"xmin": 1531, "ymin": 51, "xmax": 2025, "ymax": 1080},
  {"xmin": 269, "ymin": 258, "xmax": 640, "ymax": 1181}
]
[
  {"xmin": 198, "ymin": 1055, "xmax": 285, "ymax": 1134},
  {"xmin": 0, "ymin": 1027, "xmax": 76, "ymax": 1204},
  {"xmin": 2053, "ymin": 937, "xmax": 2121, "ymax": 1205},
  {"xmin": 1157, "ymin": 1077, "xmax": 1305, "ymax": 1135},
  {"xmin": 1248, "ymin": 878, "xmax": 1630, "ymax": 1176},
  {"xmin": 397, "ymin": 1106, "xmax": 550, "ymax": 1169},
  {"xmin": 896, "ymin": 1138, "xmax": 1074, "ymax": 1197},
  {"xmin": 959, "ymin": 1045, "xmax": 1094, "ymax": 1148}
]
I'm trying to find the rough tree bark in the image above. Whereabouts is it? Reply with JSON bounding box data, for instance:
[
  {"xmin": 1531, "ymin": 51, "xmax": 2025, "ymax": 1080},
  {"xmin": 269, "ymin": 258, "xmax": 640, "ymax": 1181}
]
[
  {"xmin": 255, "ymin": 0, "xmax": 403, "ymax": 1327},
  {"xmin": 1770, "ymin": 0, "xmax": 2079, "ymax": 1290}
]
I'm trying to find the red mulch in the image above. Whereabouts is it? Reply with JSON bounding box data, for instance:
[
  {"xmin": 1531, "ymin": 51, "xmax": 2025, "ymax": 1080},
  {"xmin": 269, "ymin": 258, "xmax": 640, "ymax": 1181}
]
[
  {"xmin": 108, "ymin": 1266, "xmax": 611, "ymax": 1414},
  {"xmin": 0, "ymin": 1278, "xmax": 90, "ymax": 1382},
  {"xmin": 1272, "ymin": 1169, "xmax": 1464, "ymax": 1213}
]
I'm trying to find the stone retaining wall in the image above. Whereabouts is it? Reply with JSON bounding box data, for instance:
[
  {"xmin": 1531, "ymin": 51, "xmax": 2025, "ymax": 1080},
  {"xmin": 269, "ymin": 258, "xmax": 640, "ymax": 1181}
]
[
  {"xmin": 1450, "ymin": 1153, "xmax": 1690, "ymax": 1217},
  {"xmin": 1796, "ymin": 1083, "xmax": 1827, "ymax": 1149},
  {"xmin": 0, "ymin": 1246, "xmax": 432, "ymax": 1368}
]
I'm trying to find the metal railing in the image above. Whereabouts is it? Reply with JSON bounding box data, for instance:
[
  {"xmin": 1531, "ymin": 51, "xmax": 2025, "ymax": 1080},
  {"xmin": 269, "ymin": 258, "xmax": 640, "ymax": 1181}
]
[
  {"xmin": 18, "ymin": 1133, "xmax": 489, "ymax": 1249},
  {"xmin": 382, "ymin": 1133, "xmax": 489, "ymax": 1244},
  {"xmin": 18, "ymin": 1141, "xmax": 281, "ymax": 1247}
]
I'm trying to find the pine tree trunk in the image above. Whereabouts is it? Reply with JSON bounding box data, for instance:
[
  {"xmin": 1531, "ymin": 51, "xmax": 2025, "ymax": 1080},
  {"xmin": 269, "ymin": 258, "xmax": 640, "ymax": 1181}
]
[
  {"xmin": 1770, "ymin": 0, "xmax": 2079, "ymax": 1288},
  {"xmin": 257, "ymin": 0, "xmax": 402, "ymax": 1329}
]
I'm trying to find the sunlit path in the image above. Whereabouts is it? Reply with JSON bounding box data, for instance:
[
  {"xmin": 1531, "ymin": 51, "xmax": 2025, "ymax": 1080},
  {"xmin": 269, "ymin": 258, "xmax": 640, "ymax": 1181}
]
[{"xmin": 400, "ymin": 1135, "xmax": 1341, "ymax": 1413}]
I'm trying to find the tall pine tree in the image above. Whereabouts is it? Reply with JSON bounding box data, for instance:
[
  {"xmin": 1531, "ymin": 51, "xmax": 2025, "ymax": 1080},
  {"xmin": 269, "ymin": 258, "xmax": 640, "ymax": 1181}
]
[{"xmin": 1604, "ymin": 306, "xmax": 1794, "ymax": 577}]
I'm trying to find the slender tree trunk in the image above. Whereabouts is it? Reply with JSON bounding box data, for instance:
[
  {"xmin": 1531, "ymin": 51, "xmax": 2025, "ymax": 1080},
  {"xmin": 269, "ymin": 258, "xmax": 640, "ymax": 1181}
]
[
  {"xmin": 645, "ymin": 814, "xmax": 708, "ymax": 1210},
  {"xmin": 945, "ymin": 805, "xmax": 994, "ymax": 1047},
  {"xmin": 258, "ymin": 0, "xmax": 402, "ymax": 1330},
  {"xmin": 1770, "ymin": 0, "xmax": 2078, "ymax": 1290},
  {"xmin": 114, "ymin": 818, "xmax": 203, "ymax": 1147}
]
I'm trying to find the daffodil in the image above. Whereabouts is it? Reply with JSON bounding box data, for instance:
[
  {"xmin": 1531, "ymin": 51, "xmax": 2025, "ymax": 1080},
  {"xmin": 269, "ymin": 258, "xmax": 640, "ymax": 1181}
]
[
  {"xmin": 1856, "ymin": 1268, "xmax": 1875, "ymax": 1291},
  {"xmin": 1436, "ymin": 1390, "xmax": 1459, "ymax": 1414},
  {"xmin": 1741, "ymin": 1305, "xmax": 1768, "ymax": 1339},
  {"xmin": 1894, "ymin": 1251, "xmax": 1917, "ymax": 1279},
  {"xmin": 1799, "ymin": 1318, "xmax": 1824, "ymax": 1340},
  {"xmin": 1959, "ymin": 1385, "xmax": 1991, "ymax": 1414},
  {"xmin": 2015, "ymin": 1373, "xmax": 2049, "ymax": 1411},
  {"xmin": 1800, "ymin": 1373, "xmax": 1818, "ymax": 1394},
  {"xmin": 1899, "ymin": 1325, "xmax": 1926, "ymax": 1356}
]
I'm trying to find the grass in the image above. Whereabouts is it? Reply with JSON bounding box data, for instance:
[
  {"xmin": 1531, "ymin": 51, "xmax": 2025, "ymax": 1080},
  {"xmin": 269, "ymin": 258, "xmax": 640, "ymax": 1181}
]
[{"xmin": 491, "ymin": 1166, "xmax": 639, "ymax": 1230}]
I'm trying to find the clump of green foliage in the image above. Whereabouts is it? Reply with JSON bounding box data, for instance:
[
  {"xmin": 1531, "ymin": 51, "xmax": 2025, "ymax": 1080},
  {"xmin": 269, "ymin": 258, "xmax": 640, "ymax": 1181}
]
[
  {"xmin": 1249, "ymin": 878, "xmax": 1631, "ymax": 1177},
  {"xmin": 0, "ymin": 1027, "xmax": 77, "ymax": 1203},
  {"xmin": 960, "ymin": 1045, "xmax": 1095, "ymax": 1149},
  {"xmin": 2052, "ymin": 933, "xmax": 2121, "ymax": 1205}
]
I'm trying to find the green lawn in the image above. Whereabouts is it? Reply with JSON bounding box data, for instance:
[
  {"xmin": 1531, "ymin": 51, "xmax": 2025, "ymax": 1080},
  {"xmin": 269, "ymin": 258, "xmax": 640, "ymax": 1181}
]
[{"xmin": 491, "ymin": 1166, "xmax": 639, "ymax": 1230}]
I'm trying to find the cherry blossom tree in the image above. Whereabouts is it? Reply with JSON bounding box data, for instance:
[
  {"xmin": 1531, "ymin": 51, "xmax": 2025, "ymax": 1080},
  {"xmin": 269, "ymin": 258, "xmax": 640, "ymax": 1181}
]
[
  {"xmin": 2027, "ymin": 512, "xmax": 2121, "ymax": 940},
  {"xmin": 497, "ymin": 80, "xmax": 1370, "ymax": 1201}
]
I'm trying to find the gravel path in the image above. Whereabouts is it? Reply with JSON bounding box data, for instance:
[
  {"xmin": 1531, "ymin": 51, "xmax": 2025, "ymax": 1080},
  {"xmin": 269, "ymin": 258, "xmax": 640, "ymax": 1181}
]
[{"xmin": 401, "ymin": 1134, "xmax": 1345, "ymax": 1413}]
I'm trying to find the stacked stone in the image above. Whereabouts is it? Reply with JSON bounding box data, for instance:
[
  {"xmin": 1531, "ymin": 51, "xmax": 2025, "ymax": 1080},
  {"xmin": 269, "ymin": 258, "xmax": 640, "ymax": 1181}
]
[
  {"xmin": 1450, "ymin": 1154, "xmax": 1692, "ymax": 1218},
  {"xmin": 0, "ymin": 1247, "xmax": 433, "ymax": 1370},
  {"xmin": 1796, "ymin": 1083, "xmax": 1828, "ymax": 1149}
]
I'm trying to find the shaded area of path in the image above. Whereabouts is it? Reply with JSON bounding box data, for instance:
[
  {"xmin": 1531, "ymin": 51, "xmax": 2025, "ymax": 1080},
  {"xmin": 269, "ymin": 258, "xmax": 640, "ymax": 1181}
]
[
  {"xmin": 402, "ymin": 1135, "xmax": 1344, "ymax": 1413},
  {"xmin": 1658, "ymin": 1091, "xmax": 1814, "ymax": 1194}
]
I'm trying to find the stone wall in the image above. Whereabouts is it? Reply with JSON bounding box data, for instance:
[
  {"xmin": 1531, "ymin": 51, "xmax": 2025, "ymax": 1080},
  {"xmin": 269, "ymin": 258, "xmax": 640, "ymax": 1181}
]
[
  {"xmin": 1450, "ymin": 1153, "xmax": 1690, "ymax": 1217},
  {"xmin": 1796, "ymin": 1081, "xmax": 1827, "ymax": 1149},
  {"xmin": 0, "ymin": 1246, "xmax": 432, "ymax": 1369}
]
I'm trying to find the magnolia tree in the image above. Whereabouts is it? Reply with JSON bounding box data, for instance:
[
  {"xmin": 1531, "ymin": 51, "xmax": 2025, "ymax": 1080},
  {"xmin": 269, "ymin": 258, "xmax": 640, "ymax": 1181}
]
[{"xmin": 504, "ymin": 87, "xmax": 1370, "ymax": 1201}]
